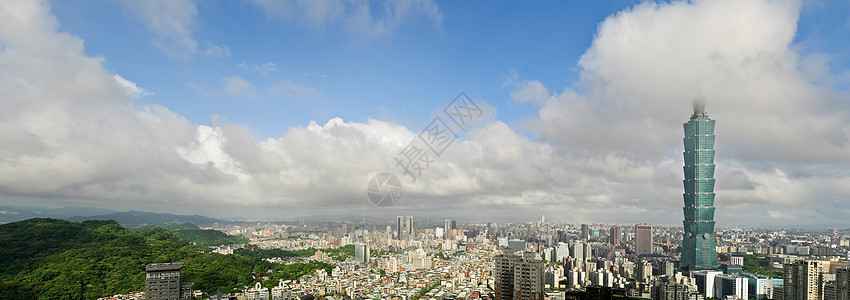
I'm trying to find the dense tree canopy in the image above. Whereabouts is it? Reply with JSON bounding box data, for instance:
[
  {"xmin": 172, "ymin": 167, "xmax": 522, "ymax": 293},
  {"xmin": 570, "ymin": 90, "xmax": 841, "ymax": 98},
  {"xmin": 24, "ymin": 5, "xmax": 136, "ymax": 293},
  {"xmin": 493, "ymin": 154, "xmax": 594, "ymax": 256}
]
[{"xmin": 0, "ymin": 218, "xmax": 331, "ymax": 300}]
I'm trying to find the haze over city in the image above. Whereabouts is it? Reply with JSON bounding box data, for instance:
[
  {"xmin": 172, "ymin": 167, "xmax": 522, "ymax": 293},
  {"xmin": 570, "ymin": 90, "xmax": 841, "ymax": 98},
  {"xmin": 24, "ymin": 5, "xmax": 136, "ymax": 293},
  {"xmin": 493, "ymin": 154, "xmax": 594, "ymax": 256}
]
[{"xmin": 2, "ymin": 0, "xmax": 850, "ymax": 226}]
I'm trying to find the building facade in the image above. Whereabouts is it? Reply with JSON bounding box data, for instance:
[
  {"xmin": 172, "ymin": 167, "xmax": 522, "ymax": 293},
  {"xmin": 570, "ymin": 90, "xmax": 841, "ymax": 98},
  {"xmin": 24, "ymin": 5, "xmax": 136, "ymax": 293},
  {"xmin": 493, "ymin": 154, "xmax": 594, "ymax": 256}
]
[
  {"xmin": 680, "ymin": 103, "xmax": 719, "ymax": 271},
  {"xmin": 609, "ymin": 226, "xmax": 621, "ymax": 246},
  {"xmin": 145, "ymin": 262, "xmax": 193, "ymax": 300},
  {"xmin": 397, "ymin": 216, "xmax": 414, "ymax": 240},
  {"xmin": 784, "ymin": 260, "xmax": 825, "ymax": 300},
  {"xmin": 496, "ymin": 254, "xmax": 544, "ymax": 300},
  {"xmin": 635, "ymin": 224, "xmax": 653, "ymax": 255},
  {"xmin": 838, "ymin": 268, "xmax": 850, "ymax": 300}
]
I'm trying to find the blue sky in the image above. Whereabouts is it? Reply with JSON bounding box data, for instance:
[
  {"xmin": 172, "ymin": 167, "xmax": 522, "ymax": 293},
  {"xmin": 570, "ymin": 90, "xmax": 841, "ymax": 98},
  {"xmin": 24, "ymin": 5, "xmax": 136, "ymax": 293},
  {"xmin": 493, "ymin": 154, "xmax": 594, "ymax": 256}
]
[
  {"xmin": 47, "ymin": 0, "xmax": 850, "ymax": 138},
  {"xmin": 48, "ymin": 1, "xmax": 648, "ymax": 138},
  {"xmin": 3, "ymin": 0, "xmax": 850, "ymax": 225}
]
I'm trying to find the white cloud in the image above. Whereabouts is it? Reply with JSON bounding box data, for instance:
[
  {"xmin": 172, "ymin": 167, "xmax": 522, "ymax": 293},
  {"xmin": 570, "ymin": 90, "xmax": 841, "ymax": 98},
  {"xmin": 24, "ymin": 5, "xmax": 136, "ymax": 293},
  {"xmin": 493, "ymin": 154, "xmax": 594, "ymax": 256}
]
[
  {"xmin": 123, "ymin": 0, "xmax": 229, "ymax": 59},
  {"xmin": 2, "ymin": 0, "xmax": 850, "ymax": 225},
  {"xmin": 269, "ymin": 79, "xmax": 320, "ymax": 99},
  {"xmin": 237, "ymin": 62, "xmax": 278, "ymax": 76},
  {"xmin": 202, "ymin": 41, "xmax": 231, "ymax": 59},
  {"xmin": 113, "ymin": 74, "xmax": 152, "ymax": 98},
  {"xmin": 247, "ymin": 0, "xmax": 442, "ymax": 39},
  {"xmin": 222, "ymin": 75, "xmax": 255, "ymax": 98},
  {"xmin": 511, "ymin": 0, "xmax": 850, "ymax": 224}
]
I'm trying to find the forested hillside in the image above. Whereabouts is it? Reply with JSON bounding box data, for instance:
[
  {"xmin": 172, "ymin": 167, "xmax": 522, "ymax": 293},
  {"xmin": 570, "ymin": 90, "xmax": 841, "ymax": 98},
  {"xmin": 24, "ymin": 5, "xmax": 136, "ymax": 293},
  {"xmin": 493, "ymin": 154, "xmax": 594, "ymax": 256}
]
[{"xmin": 0, "ymin": 218, "xmax": 331, "ymax": 300}]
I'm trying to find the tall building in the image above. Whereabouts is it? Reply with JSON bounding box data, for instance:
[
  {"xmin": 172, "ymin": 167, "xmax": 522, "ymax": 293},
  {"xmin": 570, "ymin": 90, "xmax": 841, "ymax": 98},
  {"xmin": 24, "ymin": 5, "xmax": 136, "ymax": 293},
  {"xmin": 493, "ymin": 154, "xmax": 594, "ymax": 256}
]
[
  {"xmin": 354, "ymin": 243, "xmax": 370, "ymax": 264},
  {"xmin": 635, "ymin": 224, "xmax": 653, "ymax": 255},
  {"xmin": 495, "ymin": 255, "xmax": 544, "ymax": 300},
  {"xmin": 581, "ymin": 224, "xmax": 590, "ymax": 241},
  {"xmin": 145, "ymin": 262, "xmax": 193, "ymax": 300},
  {"xmin": 784, "ymin": 260, "xmax": 825, "ymax": 300},
  {"xmin": 444, "ymin": 219, "xmax": 456, "ymax": 239},
  {"xmin": 571, "ymin": 240, "xmax": 584, "ymax": 262},
  {"xmin": 609, "ymin": 226, "xmax": 621, "ymax": 246},
  {"xmin": 397, "ymin": 216, "xmax": 414, "ymax": 240},
  {"xmin": 681, "ymin": 102, "xmax": 719, "ymax": 271},
  {"xmin": 837, "ymin": 268, "xmax": 850, "ymax": 300}
]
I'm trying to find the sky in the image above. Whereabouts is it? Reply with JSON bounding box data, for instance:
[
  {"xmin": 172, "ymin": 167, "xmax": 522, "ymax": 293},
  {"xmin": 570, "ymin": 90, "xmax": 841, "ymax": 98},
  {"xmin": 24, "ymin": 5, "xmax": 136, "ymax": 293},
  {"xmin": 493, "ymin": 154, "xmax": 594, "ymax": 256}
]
[{"xmin": 2, "ymin": 0, "xmax": 850, "ymax": 226}]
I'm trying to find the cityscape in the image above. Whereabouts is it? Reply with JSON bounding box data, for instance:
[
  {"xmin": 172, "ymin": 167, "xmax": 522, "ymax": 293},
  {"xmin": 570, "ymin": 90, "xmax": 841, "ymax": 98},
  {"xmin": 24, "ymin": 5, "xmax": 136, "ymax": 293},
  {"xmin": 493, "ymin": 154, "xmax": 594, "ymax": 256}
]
[{"xmin": 2, "ymin": 0, "xmax": 850, "ymax": 300}]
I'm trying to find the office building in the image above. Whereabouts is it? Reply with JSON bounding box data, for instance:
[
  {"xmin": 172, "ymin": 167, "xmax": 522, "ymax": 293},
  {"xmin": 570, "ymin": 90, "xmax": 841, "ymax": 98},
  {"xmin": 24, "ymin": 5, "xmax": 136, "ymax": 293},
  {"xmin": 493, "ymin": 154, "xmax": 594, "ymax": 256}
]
[
  {"xmin": 715, "ymin": 274, "xmax": 748, "ymax": 300},
  {"xmin": 837, "ymin": 268, "xmax": 850, "ymax": 300},
  {"xmin": 681, "ymin": 102, "xmax": 719, "ymax": 271},
  {"xmin": 145, "ymin": 262, "xmax": 193, "ymax": 300},
  {"xmin": 609, "ymin": 226, "xmax": 621, "ymax": 246},
  {"xmin": 571, "ymin": 241, "xmax": 584, "ymax": 262},
  {"xmin": 495, "ymin": 254, "xmax": 544, "ymax": 300},
  {"xmin": 635, "ymin": 224, "xmax": 653, "ymax": 255},
  {"xmin": 397, "ymin": 216, "xmax": 414, "ymax": 240},
  {"xmin": 581, "ymin": 224, "xmax": 590, "ymax": 241},
  {"xmin": 693, "ymin": 270, "xmax": 722, "ymax": 299},
  {"xmin": 784, "ymin": 260, "xmax": 825, "ymax": 300},
  {"xmin": 354, "ymin": 243, "xmax": 370, "ymax": 264}
]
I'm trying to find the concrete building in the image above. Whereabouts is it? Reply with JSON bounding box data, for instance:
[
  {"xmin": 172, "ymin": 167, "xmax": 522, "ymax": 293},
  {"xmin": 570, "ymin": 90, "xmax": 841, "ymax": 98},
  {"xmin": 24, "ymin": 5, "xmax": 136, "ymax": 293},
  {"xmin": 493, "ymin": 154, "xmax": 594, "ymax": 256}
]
[
  {"xmin": 609, "ymin": 226, "xmax": 621, "ymax": 246},
  {"xmin": 837, "ymin": 268, "xmax": 850, "ymax": 300},
  {"xmin": 354, "ymin": 243, "xmax": 370, "ymax": 264},
  {"xmin": 693, "ymin": 270, "xmax": 723, "ymax": 299},
  {"xmin": 714, "ymin": 274, "xmax": 748, "ymax": 300},
  {"xmin": 581, "ymin": 224, "xmax": 590, "ymax": 241},
  {"xmin": 748, "ymin": 277, "xmax": 783, "ymax": 300},
  {"xmin": 145, "ymin": 262, "xmax": 193, "ymax": 300},
  {"xmin": 397, "ymin": 216, "xmax": 414, "ymax": 240},
  {"xmin": 635, "ymin": 224, "xmax": 653, "ymax": 256},
  {"xmin": 784, "ymin": 260, "xmax": 826, "ymax": 300},
  {"xmin": 496, "ymin": 254, "xmax": 544, "ymax": 300}
]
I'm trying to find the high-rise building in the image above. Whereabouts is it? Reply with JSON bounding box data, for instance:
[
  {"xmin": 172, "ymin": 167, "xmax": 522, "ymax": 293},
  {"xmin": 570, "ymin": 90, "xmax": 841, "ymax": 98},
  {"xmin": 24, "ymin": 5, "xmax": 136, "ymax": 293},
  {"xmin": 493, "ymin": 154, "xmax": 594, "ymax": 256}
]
[
  {"xmin": 397, "ymin": 216, "xmax": 414, "ymax": 240},
  {"xmin": 635, "ymin": 224, "xmax": 653, "ymax": 255},
  {"xmin": 609, "ymin": 226, "xmax": 621, "ymax": 246},
  {"xmin": 354, "ymin": 243, "xmax": 370, "ymax": 264},
  {"xmin": 571, "ymin": 241, "xmax": 584, "ymax": 262},
  {"xmin": 681, "ymin": 102, "xmax": 719, "ymax": 271},
  {"xmin": 784, "ymin": 260, "xmax": 825, "ymax": 300},
  {"xmin": 495, "ymin": 255, "xmax": 544, "ymax": 300},
  {"xmin": 837, "ymin": 268, "xmax": 850, "ymax": 300},
  {"xmin": 581, "ymin": 224, "xmax": 590, "ymax": 241},
  {"xmin": 444, "ymin": 219, "xmax": 456, "ymax": 238},
  {"xmin": 145, "ymin": 262, "xmax": 193, "ymax": 300}
]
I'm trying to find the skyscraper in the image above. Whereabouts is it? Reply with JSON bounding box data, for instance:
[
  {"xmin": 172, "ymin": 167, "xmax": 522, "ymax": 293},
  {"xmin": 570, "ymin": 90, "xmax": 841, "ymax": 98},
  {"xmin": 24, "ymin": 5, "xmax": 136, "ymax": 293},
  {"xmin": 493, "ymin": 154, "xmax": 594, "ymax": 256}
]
[
  {"xmin": 681, "ymin": 102, "xmax": 719, "ymax": 271},
  {"xmin": 608, "ymin": 226, "xmax": 621, "ymax": 246},
  {"xmin": 581, "ymin": 224, "xmax": 590, "ymax": 241},
  {"xmin": 397, "ymin": 216, "xmax": 414, "ymax": 240},
  {"xmin": 354, "ymin": 243, "xmax": 370, "ymax": 264},
  {"xmin": 784, "ymin": 260, "xmax": 825, "ymax": 300},
  {"xmin": 635, "ymin": 224, "xmax": 653, "ymax": 255}
]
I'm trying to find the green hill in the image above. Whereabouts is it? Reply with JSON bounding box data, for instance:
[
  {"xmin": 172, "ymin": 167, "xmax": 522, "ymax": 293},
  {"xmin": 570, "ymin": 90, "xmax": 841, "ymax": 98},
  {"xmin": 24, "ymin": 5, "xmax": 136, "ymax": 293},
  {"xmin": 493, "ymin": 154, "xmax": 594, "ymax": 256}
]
[
  {"xmin": 134, "ymin": 222, "xmax": 248, "ymax": 247},
  {"xmin": 0, "ymin": 218, "xmax": 331, "ymax": 300}
]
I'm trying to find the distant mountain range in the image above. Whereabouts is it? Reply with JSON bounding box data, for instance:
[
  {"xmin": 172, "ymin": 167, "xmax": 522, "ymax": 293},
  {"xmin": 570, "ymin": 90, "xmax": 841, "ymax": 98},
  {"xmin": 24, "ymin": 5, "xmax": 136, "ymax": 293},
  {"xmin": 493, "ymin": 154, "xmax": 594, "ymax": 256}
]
[
  {"xmin": 0, "ymin": 205, "xmax": 116, "ymax": 223},
  {"xmin": 67, "ymin": 211, "xmax": 226, "ymax": 227},
  {"xmin": 0, "ymin": 206, "xmax": 227, "ymax": 227}
]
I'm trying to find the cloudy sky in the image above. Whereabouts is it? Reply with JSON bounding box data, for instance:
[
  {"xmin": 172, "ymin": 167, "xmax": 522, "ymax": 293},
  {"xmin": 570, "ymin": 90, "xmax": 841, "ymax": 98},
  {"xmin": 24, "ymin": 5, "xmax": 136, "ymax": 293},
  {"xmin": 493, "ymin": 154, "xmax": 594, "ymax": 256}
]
[{"xmin": 2, "ymin": 0, "xmax": 850, "ymax": 226}]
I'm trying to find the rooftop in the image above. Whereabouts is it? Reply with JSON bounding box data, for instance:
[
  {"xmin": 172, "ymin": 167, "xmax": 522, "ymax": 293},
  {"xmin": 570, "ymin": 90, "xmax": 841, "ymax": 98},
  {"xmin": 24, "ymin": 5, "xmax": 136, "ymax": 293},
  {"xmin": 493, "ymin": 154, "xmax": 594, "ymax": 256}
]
[{"xmin": 145, "ymin": 262, "xmax": 185, "ymax": 271}]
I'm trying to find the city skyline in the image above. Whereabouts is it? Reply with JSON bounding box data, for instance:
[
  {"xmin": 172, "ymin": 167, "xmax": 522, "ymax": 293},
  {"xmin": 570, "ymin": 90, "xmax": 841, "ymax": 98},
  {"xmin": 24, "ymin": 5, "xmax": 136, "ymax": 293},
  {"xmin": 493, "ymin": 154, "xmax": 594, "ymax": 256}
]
[{"xmin": 3, "ymin": 0, "xmax": 850, "ymax": 225}]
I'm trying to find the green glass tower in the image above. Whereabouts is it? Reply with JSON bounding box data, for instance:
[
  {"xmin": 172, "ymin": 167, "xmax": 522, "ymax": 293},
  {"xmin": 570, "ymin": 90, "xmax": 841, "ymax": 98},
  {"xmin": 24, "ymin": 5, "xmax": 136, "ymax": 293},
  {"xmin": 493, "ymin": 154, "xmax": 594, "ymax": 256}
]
[{"xmin": 681, "ymin": 102, "xmax": 719, "ymax": 271}]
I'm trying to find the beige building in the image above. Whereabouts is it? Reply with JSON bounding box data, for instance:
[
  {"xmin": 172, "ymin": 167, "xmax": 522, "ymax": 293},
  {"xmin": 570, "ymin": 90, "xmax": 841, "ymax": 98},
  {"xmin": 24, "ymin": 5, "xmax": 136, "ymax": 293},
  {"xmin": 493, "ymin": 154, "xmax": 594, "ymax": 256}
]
[{"xmin": 784, "ymin": 260, "xmax": 825, "ymax": 300}]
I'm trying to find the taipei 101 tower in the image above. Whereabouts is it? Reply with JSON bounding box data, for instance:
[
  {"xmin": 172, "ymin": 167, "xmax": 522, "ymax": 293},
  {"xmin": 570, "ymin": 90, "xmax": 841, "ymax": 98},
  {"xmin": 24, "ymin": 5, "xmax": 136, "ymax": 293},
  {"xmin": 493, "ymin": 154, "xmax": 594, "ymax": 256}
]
[{"xmin": 680, "ymin": 101, "xmax": 719, "ymax": 271}]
